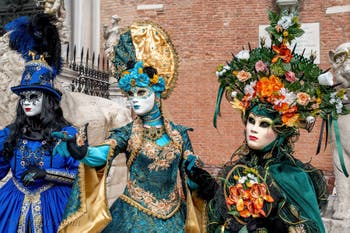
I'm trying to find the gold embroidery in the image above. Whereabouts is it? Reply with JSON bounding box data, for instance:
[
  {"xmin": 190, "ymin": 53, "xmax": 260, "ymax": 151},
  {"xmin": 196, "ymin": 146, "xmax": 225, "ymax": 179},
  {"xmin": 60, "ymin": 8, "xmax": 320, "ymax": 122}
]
[
  {"xmin": 13, "ymin": 178, "xmax": 53, "ymax": 233},
  {"xmin": 127, "ymin": 118, "xmax": 143, "ymax": 168},
  {"xmin": 124, "ymin": 180, "xmax": 181, "ymax": 219},
  {"xmin": 289, "ymin": 224, "xmax": 306, "ymax": 233},
  {"xmin": 143, "ymin": 126, "xmax": 165, "ymax": 141},
  {"xmin": 141, "ymin": 140, "xmax": 180, "ymax": 171},
  {"xmin": 127, "ymin": 117, "xmax": 184, "ymax": 168}
]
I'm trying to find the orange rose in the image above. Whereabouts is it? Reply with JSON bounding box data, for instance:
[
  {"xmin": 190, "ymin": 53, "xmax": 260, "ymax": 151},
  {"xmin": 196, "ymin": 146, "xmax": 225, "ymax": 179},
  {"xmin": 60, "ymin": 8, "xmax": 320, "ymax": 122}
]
[
  {"xmin": 282, "ymin": 112, "xmax": 300, "ymax": 127},
  {"xmin": 237, "ymin": 70, "xmax": 252, "ymax": 82},
  {"xmin": 256, "ymin": 76, "xmax": 283, "ymax": 102},
  {"xmin": 296, "ymin": 92, "xmax": 311, "ymax": 106}
]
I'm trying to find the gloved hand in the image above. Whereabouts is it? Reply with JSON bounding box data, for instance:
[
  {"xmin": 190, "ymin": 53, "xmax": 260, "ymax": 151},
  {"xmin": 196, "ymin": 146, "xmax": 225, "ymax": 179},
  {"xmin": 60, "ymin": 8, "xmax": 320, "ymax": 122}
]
[
  {"xmin": 52, "ymin": 123, "xmax": 89, "ymax": 160},
  {"xmin": 246, "ymin": 217, "xmax": 288, "ymax": 233},
  {"xmin": 246, "ymin": 218, "xmax": 267, "ymax": 233},
  {"xmin": 21, "ymin": 166, "xmax": 46, "ymax": 186},
  {"xmin": 52, "ymin": 131, "xmax": 74, "ymax": 157},
  {"xmin": 184, "ymin": 158, "xmax": 218, "ymax": 200}
]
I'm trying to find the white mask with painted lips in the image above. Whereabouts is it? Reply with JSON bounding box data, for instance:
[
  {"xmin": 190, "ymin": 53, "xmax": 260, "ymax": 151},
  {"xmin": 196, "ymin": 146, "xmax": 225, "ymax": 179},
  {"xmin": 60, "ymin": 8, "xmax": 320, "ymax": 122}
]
[
  {"xmin": 128, "ymin": 86, "xmax": 156, "ymax": 116},
  {"xmin": 245, "ymin": 113, "xmax": 277, "ymax": 151},
  {"xmin": 19, "ymin": 90, "xmax": 44, "ymax": 117}
]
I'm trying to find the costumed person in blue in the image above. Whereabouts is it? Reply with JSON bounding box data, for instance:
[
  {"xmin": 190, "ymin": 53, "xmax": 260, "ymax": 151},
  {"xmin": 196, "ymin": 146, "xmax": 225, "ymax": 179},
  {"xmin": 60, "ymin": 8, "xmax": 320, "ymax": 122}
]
[
  {"xmin": 186, "ymin": 9, "xmax": 349, "ymax": 233},
  {"xmin": 58, "ymin": 22, "xmax": 206, "ymax": 233},
  {"xmin": 0, "ymin": 14, "xmax": 81, "ymax": 232}
]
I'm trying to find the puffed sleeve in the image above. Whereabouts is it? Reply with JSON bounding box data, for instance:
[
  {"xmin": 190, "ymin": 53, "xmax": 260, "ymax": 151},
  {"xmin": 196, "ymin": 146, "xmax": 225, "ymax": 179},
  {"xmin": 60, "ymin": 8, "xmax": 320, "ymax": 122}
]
[
  {"xmin": 174, "ymin": 124, "xmax": 204, "ymax": 191},
  {"xmin": 108, "ymin": 122, "xmax": 132, "ymax": 160},
  {"xmin": 176, "ymin": 124, "xmax": 203, "ymax": 169},
  {"xmin": 80, "ymin": 122, "xmax": 132, "ymax": 167},
  {"xmin": 0, "ymin": 128, "xmax": 11, "ymax": 180}
]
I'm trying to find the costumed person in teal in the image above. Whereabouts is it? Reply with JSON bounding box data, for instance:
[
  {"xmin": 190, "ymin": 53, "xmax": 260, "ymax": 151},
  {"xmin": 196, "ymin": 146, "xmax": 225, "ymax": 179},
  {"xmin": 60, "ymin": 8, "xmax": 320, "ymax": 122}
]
[
  {"xmin": 0, "ymin": 14, "xmax": 81, "ymax": 232},
  {"xmin": 58, "ymin": 22, "xmax": 206, "ymax": 233},
  {"xmin": 187, "ymin": 9, "xmax": 349, "ymax": 233}
]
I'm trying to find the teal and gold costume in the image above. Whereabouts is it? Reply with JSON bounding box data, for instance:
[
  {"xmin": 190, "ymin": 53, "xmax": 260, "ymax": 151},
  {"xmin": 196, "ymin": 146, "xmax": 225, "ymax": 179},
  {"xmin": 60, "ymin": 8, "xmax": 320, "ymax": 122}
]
[
  {"xmin": 59, "ymin": 118, "xmax": 205, "ymax": 233},
  {"xmin": 104, "ymin": 118, "xmax": 198, "ymax": 232},
  {"xmin": 59, "ymin": 22, "xmax": 206, "ymax": 233}
]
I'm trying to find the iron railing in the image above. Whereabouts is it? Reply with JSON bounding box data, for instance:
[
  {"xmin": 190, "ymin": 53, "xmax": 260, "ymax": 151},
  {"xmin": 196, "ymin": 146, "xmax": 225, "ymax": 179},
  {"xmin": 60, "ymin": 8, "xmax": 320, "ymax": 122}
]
[{"xmin": 65, "ymin": 44, "xmax": 110, "ymax": 99}]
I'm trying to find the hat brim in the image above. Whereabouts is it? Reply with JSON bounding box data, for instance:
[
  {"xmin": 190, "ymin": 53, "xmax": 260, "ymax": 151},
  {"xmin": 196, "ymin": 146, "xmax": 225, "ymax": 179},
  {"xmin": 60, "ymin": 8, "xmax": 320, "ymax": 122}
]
[{"xmin": 11, "ymin": 85, "xmax": 62, "ymax": 101}]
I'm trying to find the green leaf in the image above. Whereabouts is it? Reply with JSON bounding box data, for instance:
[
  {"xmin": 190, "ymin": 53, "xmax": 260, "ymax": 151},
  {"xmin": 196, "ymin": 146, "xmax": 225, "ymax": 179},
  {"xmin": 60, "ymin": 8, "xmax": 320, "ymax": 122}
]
[
  {"xmin": 227, "ymin": 210, "xmax": 239, "ymax": 216},
  {"xmin": 268, "ymin": 11, "xmax": 278, "ymax": 25},
  {"xmin": 282, "ymin": 62, "xmax": 291, "ymax": 71}
]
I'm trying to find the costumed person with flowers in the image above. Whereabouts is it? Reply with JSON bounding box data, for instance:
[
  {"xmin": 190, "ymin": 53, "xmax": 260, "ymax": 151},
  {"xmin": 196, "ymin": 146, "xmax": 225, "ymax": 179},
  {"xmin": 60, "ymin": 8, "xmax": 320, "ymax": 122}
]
[
  {"xmin": 58, "ymin": 22, "xmax": 206, "ymax": 233},
  {"xmin": 0, "ymin": 14, "xmax": 82, "ymax": 232},
  {"xmin": 187, "ymin": 9, "xmax": 349, "ymax": 233}
]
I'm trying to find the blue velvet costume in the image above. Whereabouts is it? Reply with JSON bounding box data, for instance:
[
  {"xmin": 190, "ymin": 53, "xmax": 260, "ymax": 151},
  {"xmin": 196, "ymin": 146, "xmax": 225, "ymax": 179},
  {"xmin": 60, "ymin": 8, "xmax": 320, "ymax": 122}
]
[{"xmin": 0, "ymin": 126, "xmax": 79, "ymax": 233}]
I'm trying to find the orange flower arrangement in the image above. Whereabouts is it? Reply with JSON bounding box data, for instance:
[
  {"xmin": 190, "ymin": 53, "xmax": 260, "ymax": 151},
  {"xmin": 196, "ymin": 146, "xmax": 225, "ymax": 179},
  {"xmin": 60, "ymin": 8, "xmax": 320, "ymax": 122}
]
[
  {"xmin": 255, "ymin": 75, "xmax": 284, "ymax": 102},
  {"xmin": 225, "ymin": 168, "xmax": 274, "ymax": 219}
]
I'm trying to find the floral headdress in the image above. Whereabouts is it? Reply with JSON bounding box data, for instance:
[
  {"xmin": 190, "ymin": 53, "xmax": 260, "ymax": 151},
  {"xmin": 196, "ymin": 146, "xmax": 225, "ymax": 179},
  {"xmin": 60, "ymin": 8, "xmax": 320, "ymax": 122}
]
[
  {"xmin": 214, "ymin": 10, "xmax": 349, "ymax": 174},
  {"xmin": 214, "ymin": 9, "xmax": 348, "ymax": 129},
  {"xmin": 118, "ymin": 61, "xmax": 166, "ymax": 95}
]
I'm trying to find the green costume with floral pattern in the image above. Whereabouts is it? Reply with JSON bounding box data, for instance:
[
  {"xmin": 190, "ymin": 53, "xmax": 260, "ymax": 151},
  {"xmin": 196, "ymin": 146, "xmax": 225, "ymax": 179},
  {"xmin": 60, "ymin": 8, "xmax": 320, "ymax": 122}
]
[{"xmin": 206, "ymin": 7, "xmax": 349, "ymax": 233}]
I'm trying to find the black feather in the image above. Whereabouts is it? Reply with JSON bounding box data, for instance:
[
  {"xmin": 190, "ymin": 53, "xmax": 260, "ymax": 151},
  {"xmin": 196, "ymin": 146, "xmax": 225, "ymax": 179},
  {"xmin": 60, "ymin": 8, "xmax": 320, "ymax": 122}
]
[
  {"xmin": 28, "ymin": 13, "xmax": 62, "ymax": 74},
  {"xmin": 5, "ymin": 13, "xmax": 62, "ymax": 75}
]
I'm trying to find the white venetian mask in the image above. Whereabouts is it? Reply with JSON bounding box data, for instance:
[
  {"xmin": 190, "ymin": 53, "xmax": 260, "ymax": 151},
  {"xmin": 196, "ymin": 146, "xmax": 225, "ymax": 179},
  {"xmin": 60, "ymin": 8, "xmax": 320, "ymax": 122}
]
[
  {"xmin": 245, "ymin": 113, "xmax": 277, "ymax": 151},
  {"xmin": 19, "ymin": 90, "xmax": 44, "ymax": 117},
  {"xmin": 128, "ymin": 86, "xmax": 156, "ymax": 116}
]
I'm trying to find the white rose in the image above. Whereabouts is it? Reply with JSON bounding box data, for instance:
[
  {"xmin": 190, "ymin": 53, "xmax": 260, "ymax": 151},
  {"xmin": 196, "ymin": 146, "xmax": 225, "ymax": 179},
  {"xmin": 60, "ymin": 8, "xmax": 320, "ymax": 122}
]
[
  {"xmin": 231, "ymin": 91, "xmax": 237, "ymax": 98},
  {"xmin": 306, "ymin": 116, "xmax": 315, "ymax": 124},
  {"xmin": 223, "ymin": 65, "xmax": 230, "ymax": 71},
  {"xmin": 238, "ymin": 176, "xmax": 247, "ymax": 184},
  {"xmin": 318, "ymin": 71, "xmax": 334, "ymax": 86},
  {"xmin": 278, "ymin": 15, "xmax": 293, "ymax": 29},
  {"xmin": 236, "ymin": 50, "xmax": 250, "ymax": 60}
]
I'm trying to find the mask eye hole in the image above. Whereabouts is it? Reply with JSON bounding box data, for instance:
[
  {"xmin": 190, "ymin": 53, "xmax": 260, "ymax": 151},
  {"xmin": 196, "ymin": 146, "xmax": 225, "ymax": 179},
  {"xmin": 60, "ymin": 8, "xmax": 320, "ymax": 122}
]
[
  {"xmin": 248, "ymin": 116, "xmax": 255, "ymax": 125},
  {"xmin": 260, "ymin": 121, "xmax": 272, "ymax": 128},
  {"xmin": 29, "ymin": 94, "xmax": 39, "ymax": 100},
  {"xmin": 137, "ymin": 90, "xmax": 146, "ymax": 96}
]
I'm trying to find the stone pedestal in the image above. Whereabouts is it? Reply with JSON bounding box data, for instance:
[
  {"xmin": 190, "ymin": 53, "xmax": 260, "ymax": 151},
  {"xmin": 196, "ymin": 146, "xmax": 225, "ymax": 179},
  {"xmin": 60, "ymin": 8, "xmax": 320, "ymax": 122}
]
[{"xmin": 322, "ymin": 195, "xmax": 350, "ymax": 233}]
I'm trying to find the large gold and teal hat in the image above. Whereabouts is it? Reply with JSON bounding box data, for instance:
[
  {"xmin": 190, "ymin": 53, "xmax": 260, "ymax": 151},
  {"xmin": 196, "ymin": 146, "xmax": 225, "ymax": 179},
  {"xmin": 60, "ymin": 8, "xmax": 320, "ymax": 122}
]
[{"xmin": 113, "ymin": 22, "xmax": 178, "ymax": 99}]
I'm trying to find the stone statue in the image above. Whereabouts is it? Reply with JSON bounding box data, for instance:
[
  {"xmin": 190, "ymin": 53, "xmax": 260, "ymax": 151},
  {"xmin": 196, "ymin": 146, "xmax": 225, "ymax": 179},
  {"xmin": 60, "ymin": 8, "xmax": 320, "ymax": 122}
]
[
  {"xmin": 103, "ymin": 15, "xmax": 121, "ymax": 63},
  {"xmin": 42, "ymin": 0, "xmax": 69, "ymax": 43},
  {"xmin": 329, "ymin": 42, "xmax": 350, "ymax": 221}
]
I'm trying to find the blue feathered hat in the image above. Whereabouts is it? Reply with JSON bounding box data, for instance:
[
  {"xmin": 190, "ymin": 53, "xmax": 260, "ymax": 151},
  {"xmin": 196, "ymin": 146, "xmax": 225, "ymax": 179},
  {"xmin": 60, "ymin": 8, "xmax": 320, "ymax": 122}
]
[{"xmin": 5, "ymin": 13, "xmax": 62, "ymax": 100}]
